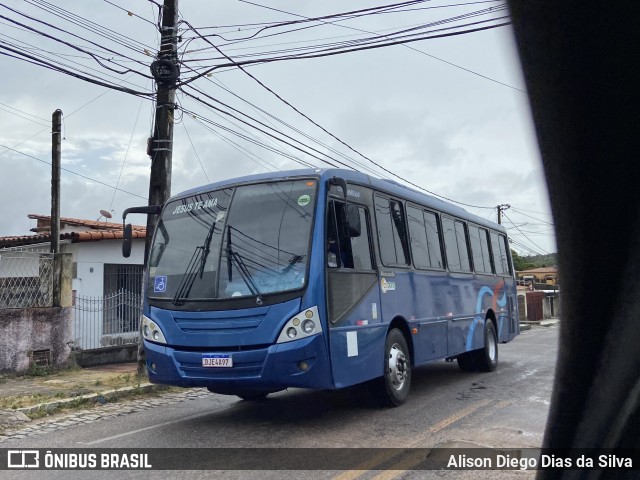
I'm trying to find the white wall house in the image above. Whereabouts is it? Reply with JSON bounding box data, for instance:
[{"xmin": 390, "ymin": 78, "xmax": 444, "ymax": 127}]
[{"xmin": 0, "ymin": 214, "xmax": 147, "ymax": 349}]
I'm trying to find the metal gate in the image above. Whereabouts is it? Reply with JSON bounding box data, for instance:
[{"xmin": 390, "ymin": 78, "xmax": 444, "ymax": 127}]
[{"xmin": 73, "ymin": 289, "xmax": 141, "ymax": 350}]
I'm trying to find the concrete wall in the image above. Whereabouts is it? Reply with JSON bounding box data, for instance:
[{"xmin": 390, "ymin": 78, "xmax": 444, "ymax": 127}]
[
  {"xmin": 0, "ymin": 306, "xmax": 73, "ymax": 373},
  {"xmin": 0, "ymin": 252, "xmax": 74, "ymax": 373},
  {"xmin": 66, "ymin": 238, "xmax": 144, "ymax": 298},
  {"xmin": 543, "ymin": 293, "xmax": 561, "ymax": 319},
  {"xmin": 71, "ymin": 344, "xmax": 138, "ymax": 368}
]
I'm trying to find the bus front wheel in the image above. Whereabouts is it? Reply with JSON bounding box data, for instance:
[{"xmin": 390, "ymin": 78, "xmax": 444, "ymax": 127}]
[{"xmin": 373, "ymin": 328, "xmax": 411, "ymax": 407}]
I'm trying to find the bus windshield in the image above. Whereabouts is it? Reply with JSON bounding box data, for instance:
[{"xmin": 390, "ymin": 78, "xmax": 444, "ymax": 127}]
[{"xmin": 147, "ymin": 179, "xmax": 316, "ymax": 304}]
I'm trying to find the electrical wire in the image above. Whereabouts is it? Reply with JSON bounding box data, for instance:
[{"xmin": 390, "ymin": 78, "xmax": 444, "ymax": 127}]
[
  {"xmin": 510, "ymin": 207, "xmax": 555, "ymax": 226},
  {"xmin": 238, "ymin": 0, "xmax": 523, "ymax": 93},
  {"xmin": 0, "ymin": 143, "xmax": 147, "ymax": 200},
  {"xmin": 502, "ymin": 212, "xmax": 549, "ymax": 255},
  {"xmin": 180, "ymin": 19, "xmax": 498, "ymax": 210},
  {"xmin": 108, "ymin": 92, "xmax": 146, "ymax": 211},
  {"xmin": 181, "ymin": 120, "xmax": 210, "ymax": 183}
]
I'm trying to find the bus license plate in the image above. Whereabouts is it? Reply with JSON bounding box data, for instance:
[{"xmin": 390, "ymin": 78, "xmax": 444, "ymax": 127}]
[{"xmin": 202, "ymin": 354, "xmax": 233, "ymax": 368}]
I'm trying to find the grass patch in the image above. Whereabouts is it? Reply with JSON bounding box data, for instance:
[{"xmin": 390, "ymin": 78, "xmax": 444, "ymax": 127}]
[
  {"xmin": 23, "ymin": 386, "xmax": 178, "ymax": 420},
  {"xmin": 0, "ymin": 393, "xmax": 49, "ymax": 410}
]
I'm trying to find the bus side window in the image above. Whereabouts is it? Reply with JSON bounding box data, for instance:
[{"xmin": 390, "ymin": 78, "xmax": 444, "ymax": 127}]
[
  {"xmin": 374, "ymin": 195, "xmax": 410, "ymax": 266},
  {"xmin": 327, "ymin": 202, "xmax": 373, "ymax": 270},
  {"xmin": 489, "ymin": 231, "xmax": 509, "ymax": 275}
]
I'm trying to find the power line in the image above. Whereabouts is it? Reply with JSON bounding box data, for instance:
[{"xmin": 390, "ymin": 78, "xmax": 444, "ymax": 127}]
[
  {"xmin": 239, "ymin": 0, "xmax": 523, "ymax": 93},
  {"xmin": 109, "ymin": 93, "xmax": 146, "ymax": 211},
  {"xmin": 0, "ymin": 104, "xmax": 49, "ymax": 127},
  {"xmin": 0, "ymin": 143, "xmax": 147, "ymax": 200},
  {"xmin": 0, "ymin": 3, "xmax": 152, "ymax": 76},
  {"xmin": 178, "ymin": 58, "xmax": 385, "ymax": 176},
  {"xmin": 176, "ymin": 19, "xmax": 510, "ymax": 86},
  {"xmin": 185, "ymin": 114, "xmax": 276, "ymax": 172},
  {"xmin": 180, "ymin": 84, "xmax": 373, "ymax": 171},
  {"xmin": 180, "ymin": 18, "xmax": 497, "ymax": 210},
  {"xmin": 27, "ymin": 0, "xmax": 156, "ymax": 52},
  {"xmin": 101, "ymin": 0, "xmax": 157, "ymax": 27},
  {"xmin": 181, "ymin": 119, "xmax": 210, "ymax": 183},
  {"xmin": 179, "ymin": 101, "xmax": 334, "ymax": 169},
  {"xmin": 0, "ymin": 42, "xmax": 152, "ymax": 97},
  {"xmin": 510, "ymin": 207, "xmax": 555, "ymax": 226},
  {"xmin": 502, "ymin": 211, "xmax": 549, "ymax": 255}
]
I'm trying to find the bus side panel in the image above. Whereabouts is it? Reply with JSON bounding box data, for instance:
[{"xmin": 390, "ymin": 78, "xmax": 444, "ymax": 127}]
[
  {"xmin": 328, "ymin": 286, "xmax": 387, "ymax": 389},
  {"xmin": 329, "ymin": 325, "xmax": 387, "ymax": 389}
]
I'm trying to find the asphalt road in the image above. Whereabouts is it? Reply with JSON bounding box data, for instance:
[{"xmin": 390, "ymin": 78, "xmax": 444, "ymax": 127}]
[{"xmin": 1, "ymin": 324, "xmax": 558, "ymax": 479}]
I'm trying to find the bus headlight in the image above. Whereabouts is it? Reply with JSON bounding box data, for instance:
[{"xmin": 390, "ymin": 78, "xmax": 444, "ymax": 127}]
[
  {"xmin": 142, "ymin": 315, "xmax": 167, "ymax": 345},
  {"xmin": 277, "ymin": 306, "xmax": 322, "ymax": 343}
]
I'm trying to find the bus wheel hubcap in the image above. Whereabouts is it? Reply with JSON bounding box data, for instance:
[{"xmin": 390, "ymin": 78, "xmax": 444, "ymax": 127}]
[
  {"xmin": 488, "ymin": 331, "xmax": 496, "ymax": 361},
  {"xmin": 389, "ymin": 344, "xmax": 407, "ymax": 390}
]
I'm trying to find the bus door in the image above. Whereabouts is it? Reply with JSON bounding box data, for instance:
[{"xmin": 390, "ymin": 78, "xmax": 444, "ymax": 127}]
[{"xmin": 326, "ymin": 199, "xmax": 384, "ymax": 388}]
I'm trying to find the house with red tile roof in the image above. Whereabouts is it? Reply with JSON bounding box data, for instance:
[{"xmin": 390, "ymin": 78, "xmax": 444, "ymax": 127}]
[{"xmin": 0, "ymin": 214, "xmax": 147, "ymax": 349}]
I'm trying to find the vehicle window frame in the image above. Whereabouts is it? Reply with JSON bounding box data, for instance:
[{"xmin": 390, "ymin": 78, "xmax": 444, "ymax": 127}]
[
  {"xmin": 406, "ymin": 202, "xmax": 445, "ymax": 271},
  {"xmin": 373, "ymin": 193, "xmax": 411, "ymax": 268}
]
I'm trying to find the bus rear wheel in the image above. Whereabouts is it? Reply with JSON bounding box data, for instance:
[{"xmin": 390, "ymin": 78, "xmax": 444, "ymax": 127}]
[
  {"xmin": 473, "ymin": 320, "xmax": 498, "ymax": 372},
  {"xmin": 372, "ymin": 328, "xmax": 411, "ymax": 407},
  {"xmin": 456, "ymin": 352, "xmax": 477, "ymax": 372}
]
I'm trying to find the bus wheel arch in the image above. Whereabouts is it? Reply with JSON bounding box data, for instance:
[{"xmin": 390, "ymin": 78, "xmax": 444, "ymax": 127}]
[
  {"xmin": 388, "ymin": 316, "xmax": 414, "ymax": 367},
  {"xmin": 485, "ymin": 310, "xmax": 498, "ymax": 338}
]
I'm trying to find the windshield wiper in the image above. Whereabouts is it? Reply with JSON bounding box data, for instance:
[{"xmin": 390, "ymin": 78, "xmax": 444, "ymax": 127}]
[
  {"xmin": 227, "ymin": 226, "xmax": 263, "ymax": 304},
  {"xmin": 172, "ymin": 246, "xmax": 203, "ymax": 306},
  {"xmin": 199, "ymin": 219, "xmax": 217, "ymax": 278},
  {"xmin": 172, "ymin": 219, "xmax": 217, "ymax": 305},
  {"xmin": 281, "ymin": 254, "xmax": 304, "ymax": 274}
]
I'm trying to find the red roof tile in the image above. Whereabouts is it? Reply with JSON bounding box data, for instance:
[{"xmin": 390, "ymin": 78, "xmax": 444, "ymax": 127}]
[
  {"xmin": 28, "ymin": 214, "xmax": 146, "ymax": 231},
  {"xmin": 0, "ymin": 215, "xmax": 146, "ymax": 247}
]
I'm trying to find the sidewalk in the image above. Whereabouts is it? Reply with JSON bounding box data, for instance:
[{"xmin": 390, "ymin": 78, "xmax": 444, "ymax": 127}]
[{"xmin": 0, "ymin": 363, "xmax": 167, "ymax": 432}]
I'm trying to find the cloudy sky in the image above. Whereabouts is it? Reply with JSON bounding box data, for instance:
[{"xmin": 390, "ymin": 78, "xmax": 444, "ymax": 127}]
[{"xmin": 0, "ymin": 0, "xmax": 555, "ymax": 255}]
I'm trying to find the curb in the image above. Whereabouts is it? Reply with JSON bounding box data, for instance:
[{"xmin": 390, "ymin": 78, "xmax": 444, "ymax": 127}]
[{"xmin": 15, "ymin": 383, "xmax": 170, "ymax": 415}]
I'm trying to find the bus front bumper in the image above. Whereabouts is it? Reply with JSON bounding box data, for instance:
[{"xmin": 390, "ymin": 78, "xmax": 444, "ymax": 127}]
[{"xmin": 143, "ymin": 333, "xmax": 332, "ymax": 394}]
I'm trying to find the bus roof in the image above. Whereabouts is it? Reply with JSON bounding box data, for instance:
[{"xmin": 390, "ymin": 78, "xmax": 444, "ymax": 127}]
[{"xmin": 174, "ymin": 168, "xmax": 505, "ymax": 233}]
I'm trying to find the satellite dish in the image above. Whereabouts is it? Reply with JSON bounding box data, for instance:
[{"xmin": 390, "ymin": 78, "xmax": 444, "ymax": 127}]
[{"xmin": 99, "ymin": 210, "xmax": 113, "ymax": 219}]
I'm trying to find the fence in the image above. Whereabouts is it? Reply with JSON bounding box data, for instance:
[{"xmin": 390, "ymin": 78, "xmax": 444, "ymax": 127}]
[
  {"xmin": 73, "ymin": 289, "xmax": 141, "ymax": 350},
  {"xmin": 0, "ymin": 249, "xmax": 55, "ymax": 308}
]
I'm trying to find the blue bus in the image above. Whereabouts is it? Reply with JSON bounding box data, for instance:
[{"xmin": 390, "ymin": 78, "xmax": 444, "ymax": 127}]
[{"xmin": 123, "ymin": 168, "xmax": 519, "ymax": 406}]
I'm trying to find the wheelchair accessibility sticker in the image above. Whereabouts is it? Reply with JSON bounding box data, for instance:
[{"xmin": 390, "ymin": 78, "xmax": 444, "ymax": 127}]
[{"xmin": 154, "ymin": 276, "xmax": 167, "ymax": 293}]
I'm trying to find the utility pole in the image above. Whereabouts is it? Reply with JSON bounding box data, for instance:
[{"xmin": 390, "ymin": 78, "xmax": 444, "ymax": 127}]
[
  {"xmin": 51, "ymin": 109, "xmax": 62, "ymax": 255},
  {"xmin": 497, "ymin": 203, "xmax": 511, "ymax": 225},
  {"xmin": 139, "ymin": 0, "xmax": 179, "ymax": 374},
  {"xmin": 51, "ymin": 109, "xmax": 63, "ymax": 307},
  {"xmin": 146, "ymin": 0, "xmax": 179, "ymax": 263}
]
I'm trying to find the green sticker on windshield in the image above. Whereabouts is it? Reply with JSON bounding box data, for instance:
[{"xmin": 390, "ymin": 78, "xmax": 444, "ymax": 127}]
[{"xmin": 297, "ymin": 194, "xmax": 311, "ymax": 206}]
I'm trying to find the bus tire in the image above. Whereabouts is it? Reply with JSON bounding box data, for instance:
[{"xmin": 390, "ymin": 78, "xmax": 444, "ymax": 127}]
[
  {"xmin": 457, "ymin": 352, "xmax": 477, "ymax": 372},
  {"xmin": 474, "ymin": 320, "xmax": 498, "ymax": 372},
  {"xmin": 373, "ymin": 328, "xmax": 411, "ymax": 407}
]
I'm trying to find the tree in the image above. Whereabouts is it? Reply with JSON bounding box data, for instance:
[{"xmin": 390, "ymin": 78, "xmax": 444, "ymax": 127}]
[{"xmin": 512, "ymin": 249, "xmax": 535, "ymax": 271}]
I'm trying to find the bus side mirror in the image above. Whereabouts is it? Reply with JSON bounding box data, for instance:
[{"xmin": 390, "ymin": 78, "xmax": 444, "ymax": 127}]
[
  {"xmin": 122, "ymin": 223, "xmax": 133, "ymax": 258},
  {"xmin": 121, "ymin": 204, "xmax": 162, "ymax": 258},
  {"xmin": 345, "ymin": 204, "xmax": 361, "ymax": 237}
]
